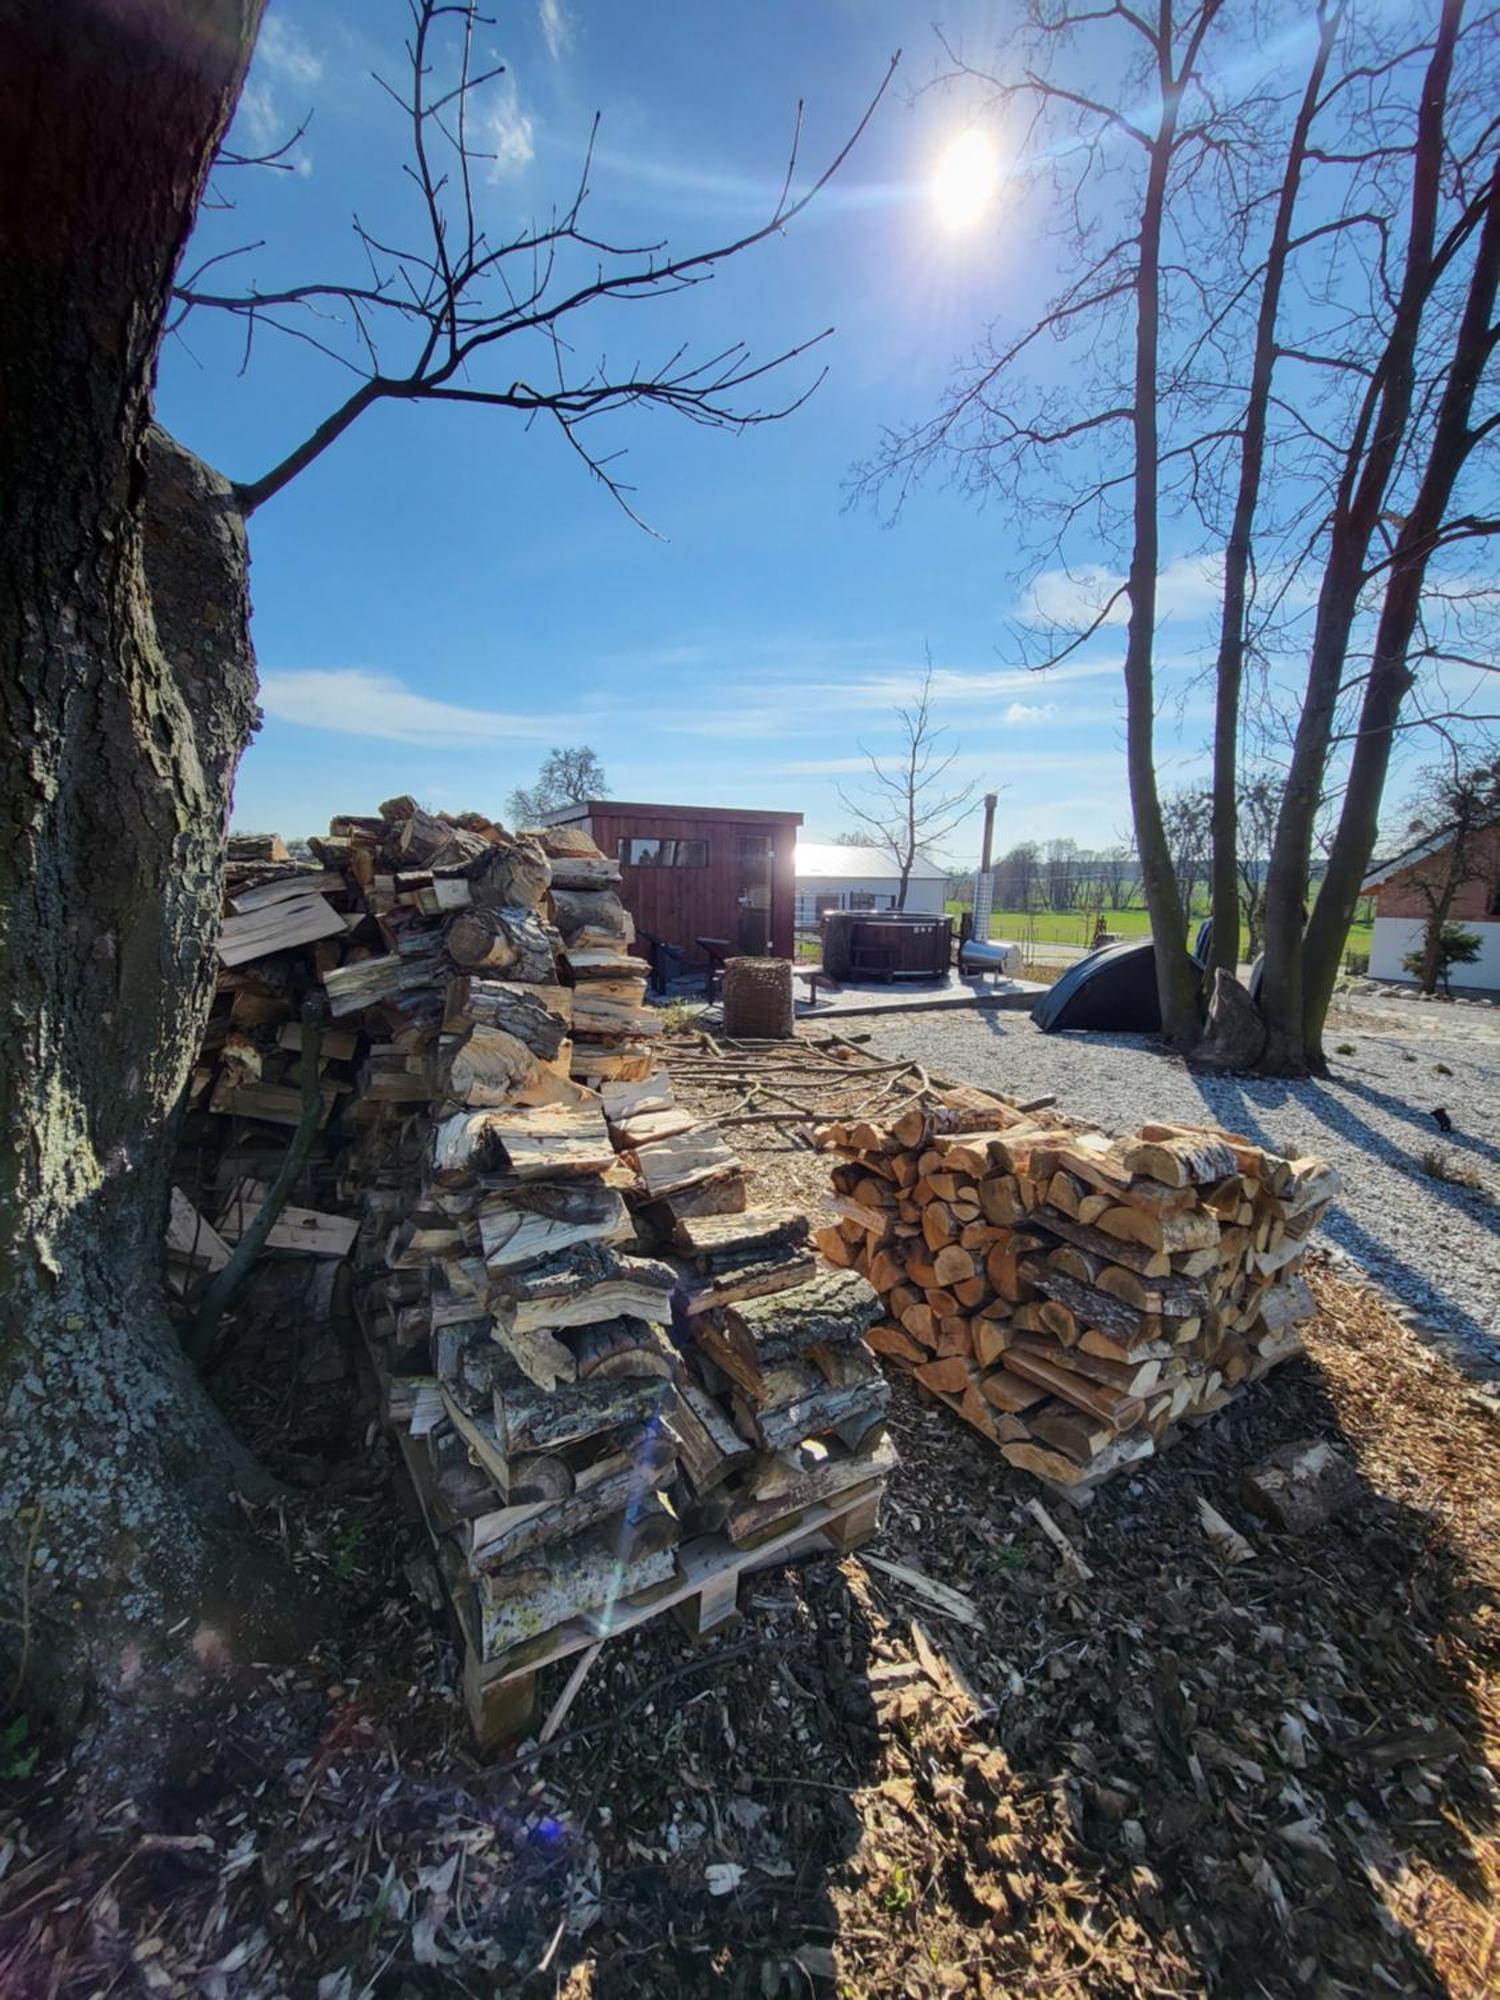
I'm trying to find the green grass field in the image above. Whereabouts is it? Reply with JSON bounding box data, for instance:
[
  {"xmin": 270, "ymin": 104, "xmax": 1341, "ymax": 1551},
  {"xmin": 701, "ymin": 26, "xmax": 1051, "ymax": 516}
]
[{"xmin": 947, "ymin": 903, "xmax": 1375, "ymax": 964}]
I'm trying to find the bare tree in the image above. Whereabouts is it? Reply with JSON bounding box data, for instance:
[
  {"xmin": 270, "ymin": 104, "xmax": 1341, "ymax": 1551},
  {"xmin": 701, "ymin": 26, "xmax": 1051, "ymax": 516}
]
[
  {"xmin": 1260, "ymin": 0, "xmax": 1500, "ymax": 1069},
  {"xmin": 1207, "ymin": 4, "xmax": 1344, "ymax": 980},
  {"xmin": 1043, "ymin": 837, "xmax": 1081, "ymax": 912},
  {"xmin": 1162, "ymin": 785, "xmax": 1214, "ymax": 923},
  {"xmin": 1234, "ymin": 771, "xmax": 1287, "ymax": 962},
  {"xmin": 994, "ymin": 840, "xmax": 1043, "ymax": 911},
  {"xmin": 0, "ymin": 0, "xmax": 893, "ymax": 1742},
  {"xmin": 837, "ymin": 662, "xmax": 978, "ymax": 908},
  {"xmin": 173, "ymin": 8, "xmax": 897, "ymax": 525},
  {"xmin": 1097, "ymin": 843, "xmax": 1137, "ymax": 911},
  {"xmin": 1388, "ymin": 751, "xmax": 1500, "ymax": 991},
  {"xmin": 854, "ymin": 0, "xmax": 1255, "ymax": 1048},
  {"xmin": 857, "ymin": 2, "xmax": 1498, "ymax": 1071},
  {"xmin": 508, "ymin": 746, "xmax": 609, "ymax": 827}
]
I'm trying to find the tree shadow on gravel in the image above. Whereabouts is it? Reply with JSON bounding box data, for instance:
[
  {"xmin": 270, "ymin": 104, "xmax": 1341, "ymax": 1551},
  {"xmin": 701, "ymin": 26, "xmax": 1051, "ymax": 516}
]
[
  {"xmin": 1335, "ymin": 1071, "xmax": 1500, "ymax": 1173},
  {"xmin": 1197, "ymin": 1074, "xmax": 1498, "ymax": 1359}
]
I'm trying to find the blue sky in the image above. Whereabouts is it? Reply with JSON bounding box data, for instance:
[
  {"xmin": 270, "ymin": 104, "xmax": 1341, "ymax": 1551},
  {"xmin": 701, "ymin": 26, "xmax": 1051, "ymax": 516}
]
[{"xmin": 156, "ymin": 2, "xmax": 1335, "ymax": 854}]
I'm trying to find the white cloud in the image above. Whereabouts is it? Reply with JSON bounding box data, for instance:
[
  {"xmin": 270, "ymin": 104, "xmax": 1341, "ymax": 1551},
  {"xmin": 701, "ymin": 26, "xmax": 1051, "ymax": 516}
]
[
  {"xmin": 486, "ymin": 74, "xmax": 535, "ymax": 175},
  {"xmin": 237, "ymin": 79, "xmax": 280, "ymax": 151},
  {"xmin": 538, "ymin": 0, "xmax": 572, "ymax": 61},
  {"xmin": 257, "ymin": 14, "xmax": 323, "ymax": 88},
  {"xmin": 259, "ymin": 669, "xmax": 560, "ymax": 747},
  {"xmin": 1025, "ymin": 554, "xmax": 1226, "ymax": 631},
  {"xmin": 1004, "ymin": 701, "xmax": 1056, "ymax": 724},
  {"xmin": 235, "ymin": 14, "xmax": 321, "ymax": 160}
]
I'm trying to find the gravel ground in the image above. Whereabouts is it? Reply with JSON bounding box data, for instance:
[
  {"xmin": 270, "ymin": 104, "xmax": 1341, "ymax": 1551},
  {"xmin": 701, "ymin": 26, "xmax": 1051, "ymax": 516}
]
[{"xmin": 853, "ymin": 998, "xmax": 1500, "ymax": 1377}]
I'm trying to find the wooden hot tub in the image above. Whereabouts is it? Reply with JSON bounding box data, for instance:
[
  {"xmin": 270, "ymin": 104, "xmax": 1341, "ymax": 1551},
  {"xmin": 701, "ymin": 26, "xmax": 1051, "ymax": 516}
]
[{"xmin": 821, "ymin": 911, "xmax": 954, "ymax": 982}]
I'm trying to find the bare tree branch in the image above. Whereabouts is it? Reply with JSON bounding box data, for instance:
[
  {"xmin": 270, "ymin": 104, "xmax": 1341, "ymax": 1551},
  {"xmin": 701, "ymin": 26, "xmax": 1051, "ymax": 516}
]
[{"xmin": 172, "ymin": 4, "xmax": 899, "ymax": 519}]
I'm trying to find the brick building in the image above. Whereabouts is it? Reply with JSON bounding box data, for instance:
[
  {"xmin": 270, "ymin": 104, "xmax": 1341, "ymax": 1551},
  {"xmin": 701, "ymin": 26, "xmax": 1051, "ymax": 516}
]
[{"xmin": 1361, "ymin": 820, "xmax": 1500, "ymax": 989}]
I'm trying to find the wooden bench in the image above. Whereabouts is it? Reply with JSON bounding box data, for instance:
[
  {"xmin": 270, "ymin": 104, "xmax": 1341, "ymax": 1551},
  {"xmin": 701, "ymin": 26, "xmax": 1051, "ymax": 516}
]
[{"xmin": 793, "ymin": 961, "xmax": 839, "ymax": 1006}]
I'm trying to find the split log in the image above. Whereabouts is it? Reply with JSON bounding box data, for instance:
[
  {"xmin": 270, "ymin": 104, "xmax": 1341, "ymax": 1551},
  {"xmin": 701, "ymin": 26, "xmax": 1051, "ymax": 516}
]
[
  {"xmin": 739, "ymin": 1353, "xmax": 890, "ymax": 1452},
  {"xmin": 492, "ymin": 1366, "xmax": 670, "ymax": 1458},
  {"xmin": 475, "ymin": 1542, "xmax": 676, "ymax": 1660},
  {"xmin": 727, "ymin": 1439, "xmax": 896, "ymax": 1542},
  {"xmin": 675, "ymin": 1207, "xmax": 809, "ymax": 1261},
  {"xmin": 956, "ymin": 1386, "xmax": 1029, "ymax": 1444},
  {"xmin": 445, "ymin": 904, "xmax": 557, "ymax": 980},
  {"xmin": 432, "ymin": 1101, "xmax": 614, "ymax": 1184},
  {"xmin": 630, "ymin": 1123, "xmax": 740, "ymax": 1199},
  {"xmin": 1027, "ymin": 1401, "xmax": 1121, "ymax": 1465},
  {"xmin": 867, "ymin": 1323, "xmax": 927, "ymax": 1366},
  {"xmin": 665, "ymin": 1380, "xmax": 756, "ymax": 1495},
  {"xmin": 1122, "ymin": 1131, "xmax": 1238, "ymax": 1187},
  {"xmin": 491, "ymin": 1244, "xmax": 676, "ymax": 1336},
  {"xmin": 999, "ymin": 1347, "xmax": 1144, "ymax": 1432},
  {"xmin": 549, "ymin": 887, "xmax": 633, "ymax": 944},
  {"xmin": 978, "ymin": 1367, "xmax": 1047, "ymax": 1414},
  {"xmin": 440, "ymin": 1025, "xmax": 547, "ymax": 1106},
  {"xmin": 600, "ymin": 1075, "xmax": 675, "ymax": 1123},
  {"xmin": 466, "ymin": 836, "xmax": 552, "ymax": 912},
  {"xmin": 219, "ymin": 888, "xmax": 346, "ymax": 967},
  {"xmin": 1000, "ymin": 1431, "xmax": 1154, "ymax": 1492},
  {"xmin": 569, "ymin": 1314, "xmax": 677, "ymax": 1380},
  {"xmin": 442, "ymin": 977, "xmax": 571, "ymax": 1057},
  {"xmin": 1241, "ymin": 1440, "xmax": 1362, "ymax": 1533},
  {"xmin": 467, "ymin": 1438, "xmax": 677, "ymax": 1573},
  {"xmin": 216, "ymin": 1181, "xmax": 358, "ymax": 1259},
  {"xmin": 477, "ymin": 1181, "xmax": 630, "ymax": 1273},
  {"xmin": 680, "ymin": 1249, "xmax": 819, "ymax": 1315},
  {"xmin": 1009, "ymin": 1333, "xmax": 1162, "ymax": 1397}
]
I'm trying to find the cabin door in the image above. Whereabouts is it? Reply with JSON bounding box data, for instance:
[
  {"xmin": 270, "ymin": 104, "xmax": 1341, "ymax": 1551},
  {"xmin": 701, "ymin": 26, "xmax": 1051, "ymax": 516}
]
[{"xmin": 735, "ymin": 832, "xmax": 773, "ymax": 954}]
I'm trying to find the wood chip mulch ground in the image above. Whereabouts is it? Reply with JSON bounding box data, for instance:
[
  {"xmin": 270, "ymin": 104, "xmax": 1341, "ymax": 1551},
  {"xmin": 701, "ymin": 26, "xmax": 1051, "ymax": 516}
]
[{"xmin": 1, "ymin": 1035, "xmax": 1496, "ymax": 1998}]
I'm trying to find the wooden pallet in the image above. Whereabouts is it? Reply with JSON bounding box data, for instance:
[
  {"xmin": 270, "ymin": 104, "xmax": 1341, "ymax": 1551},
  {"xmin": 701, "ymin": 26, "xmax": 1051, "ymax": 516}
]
[
  {"xmin": 371, "ymin": 1342, "xmax": 884, "ymax": 1749},
  {"xmin": 461, "ymin": 1479, "xmax": 883, "ymax": 1747}
]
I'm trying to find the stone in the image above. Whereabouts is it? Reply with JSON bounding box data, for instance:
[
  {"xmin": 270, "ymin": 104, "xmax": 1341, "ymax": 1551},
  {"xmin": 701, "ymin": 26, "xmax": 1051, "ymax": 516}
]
[{"xmin": 1192, "ymin": 969, "xmax": 1267, "ymax": 1074}]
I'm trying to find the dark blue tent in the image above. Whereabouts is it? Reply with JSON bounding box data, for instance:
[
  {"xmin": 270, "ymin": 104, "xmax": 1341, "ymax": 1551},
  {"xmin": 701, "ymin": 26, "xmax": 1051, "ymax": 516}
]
[{"xmin": 1032, "ymin": 925, "xmax": 1212, "ymax": 1035}]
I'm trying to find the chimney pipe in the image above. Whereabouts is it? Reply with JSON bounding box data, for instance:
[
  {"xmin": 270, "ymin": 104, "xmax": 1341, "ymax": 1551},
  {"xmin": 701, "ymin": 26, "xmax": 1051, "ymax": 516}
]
[{"xmin": 978, "ymin": 792, "xmax": 998, "ymax": 875}]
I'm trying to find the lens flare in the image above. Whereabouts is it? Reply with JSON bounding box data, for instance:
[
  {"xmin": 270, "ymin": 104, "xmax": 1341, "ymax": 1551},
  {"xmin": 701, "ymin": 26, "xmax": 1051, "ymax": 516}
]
[{"xmin": 930, "ymin": 128, "xmax": 1000, "ymax": 233}]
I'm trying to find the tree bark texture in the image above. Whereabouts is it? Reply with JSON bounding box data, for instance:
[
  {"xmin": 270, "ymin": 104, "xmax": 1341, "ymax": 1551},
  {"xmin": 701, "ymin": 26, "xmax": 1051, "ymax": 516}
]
[{"xmin": 0, "ymin": 1, "xmax": 297, "ymax": 1745}]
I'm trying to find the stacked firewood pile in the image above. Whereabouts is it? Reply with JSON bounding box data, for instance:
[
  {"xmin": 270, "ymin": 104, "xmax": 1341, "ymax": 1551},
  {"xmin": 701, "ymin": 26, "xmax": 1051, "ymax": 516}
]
[
  {"xmin": 168, "ymin": 834, "xmax": 360, "ymax": 1294},
  {"xmin": 175, "ymin": 800, "xmax": 895, "ymax": 1738},
  {"xmin": 814, "ymin": 1086, "xmax": 1337, "ymax": 1507}
]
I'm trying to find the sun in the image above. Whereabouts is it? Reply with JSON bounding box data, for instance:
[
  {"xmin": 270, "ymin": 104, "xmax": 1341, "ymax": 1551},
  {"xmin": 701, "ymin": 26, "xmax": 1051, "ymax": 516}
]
[{"xmin": 930, "ymin": 128, "xmax": 1000, "ymax": 233}]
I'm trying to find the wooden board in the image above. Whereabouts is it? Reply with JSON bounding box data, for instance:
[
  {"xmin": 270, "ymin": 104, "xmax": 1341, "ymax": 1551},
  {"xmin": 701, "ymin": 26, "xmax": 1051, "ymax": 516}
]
[
  {"xmin": 219, "ymin": 892, "xmax": 346, "ymax": 967},
  {"xmin": 216, "ymin": 1180, "xmax": 359, "ymax": 1258}
]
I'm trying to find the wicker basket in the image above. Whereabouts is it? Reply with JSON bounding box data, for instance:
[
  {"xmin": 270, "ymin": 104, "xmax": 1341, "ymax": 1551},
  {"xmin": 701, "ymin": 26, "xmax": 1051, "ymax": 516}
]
[{"xmin": 721, "ymin": 956, "xmax": 794, "ymax": 1039}]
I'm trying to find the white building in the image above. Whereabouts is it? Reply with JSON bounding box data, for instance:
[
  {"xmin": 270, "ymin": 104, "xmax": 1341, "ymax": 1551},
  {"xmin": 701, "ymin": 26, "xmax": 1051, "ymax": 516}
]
[{"xmin": 794, "ymin": 841, "xmax": 951, "ymax": 929}]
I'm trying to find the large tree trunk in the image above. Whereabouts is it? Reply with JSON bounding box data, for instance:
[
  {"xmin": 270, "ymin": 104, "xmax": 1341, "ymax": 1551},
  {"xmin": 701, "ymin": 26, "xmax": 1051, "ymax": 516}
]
[{"xmin": 0, "ymin": 1, "xmax": 305, "ymax": 1756}]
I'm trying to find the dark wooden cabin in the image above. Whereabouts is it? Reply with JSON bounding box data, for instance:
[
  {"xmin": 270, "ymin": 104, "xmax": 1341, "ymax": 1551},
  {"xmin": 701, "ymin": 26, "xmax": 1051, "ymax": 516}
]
[{"xmin": 540, "ymin": 800, "xmax": 802, "ymax": 967}]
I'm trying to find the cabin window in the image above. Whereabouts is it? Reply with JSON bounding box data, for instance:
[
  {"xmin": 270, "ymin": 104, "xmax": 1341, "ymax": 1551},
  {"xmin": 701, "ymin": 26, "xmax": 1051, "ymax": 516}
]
[{"xmin": 620, "ymin": 837, "xmax": 708, "ymax": 868}]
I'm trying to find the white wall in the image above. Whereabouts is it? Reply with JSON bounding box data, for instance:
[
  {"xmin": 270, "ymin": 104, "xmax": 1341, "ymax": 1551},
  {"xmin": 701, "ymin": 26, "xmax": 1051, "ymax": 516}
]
[
  {"xmin": 794, "ymin": 876, "xmax": 947, "ymax": 926},
  {"xmin": 1369, "ymin": 915, "xmax": 1500, "ymax": 989}
]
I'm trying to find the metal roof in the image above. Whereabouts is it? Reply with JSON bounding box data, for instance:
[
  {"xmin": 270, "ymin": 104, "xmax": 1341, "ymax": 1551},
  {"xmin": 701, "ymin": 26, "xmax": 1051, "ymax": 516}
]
[
  {"xmin": 1361, "ymin": 821, "xmax": 1487, "ymax": 893},
  {"xmin": 794, "ymin": 841, "xmax": 953, "ymax": 883}
]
